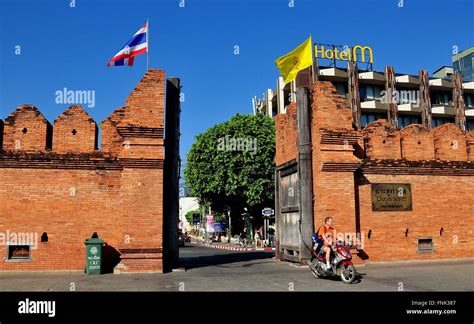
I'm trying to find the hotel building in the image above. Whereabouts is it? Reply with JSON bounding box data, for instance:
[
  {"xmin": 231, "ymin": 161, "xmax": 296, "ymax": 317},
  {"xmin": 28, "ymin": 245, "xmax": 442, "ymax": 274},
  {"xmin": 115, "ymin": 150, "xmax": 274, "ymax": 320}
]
[{"xmin": 253, "ymin": 48, "xmax": 474, "ymax": 131}]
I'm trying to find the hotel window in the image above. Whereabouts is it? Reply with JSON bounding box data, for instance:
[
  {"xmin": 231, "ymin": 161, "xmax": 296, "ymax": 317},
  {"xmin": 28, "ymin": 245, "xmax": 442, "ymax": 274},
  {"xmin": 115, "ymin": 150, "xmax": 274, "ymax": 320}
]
[
  {"xmin": 6, "ymin": 244, "xmax": 31, "ymax": 261},
  {"xmin": 359, "ymin": 87, "xmax": 366, "ymax": 101},
  {"xmin": 432, "ymin": 117, "xmax": 455, "ymax": 128},
  {"xmin": 366, "ymin": 86, "xmax": 374, "ymax": 100},
  {"xmin": 467, "ymin": 119, "xmax": 474, "ymax": 131},
  {"xmin": 361, "ymin": 112, "xmax": 386, "ymax": 128},
  {"xmin": 335, "ymin": 83, "xmax": 348, "ymax": 98},
  {"xmin": 453, "ymin": 61, "xmax": 460, "ymax": 71},
  {"xmin": 398, "ymin": 115, "xmax": 421, "ymax": 129},
  {"xmin": 431, "ymin": 92, "xmax": 452, "ymax": 105},
  {"xmin": 360, "ymin": 85, "xmax": 382, "ymax": 101},
  {"xmin": 464, "ymin": 94, "xmax": 474, "ymax": 108},
  {"xmin": 283, "ymin": 89, "xmax": 291, "ymax": 107}
]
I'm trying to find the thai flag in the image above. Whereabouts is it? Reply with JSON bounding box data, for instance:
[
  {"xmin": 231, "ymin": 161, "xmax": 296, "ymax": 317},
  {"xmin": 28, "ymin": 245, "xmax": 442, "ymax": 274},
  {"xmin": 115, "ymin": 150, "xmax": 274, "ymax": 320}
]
[{"xmin": 106, "ymin": 22, "xmax": 148, "ymax": 67}]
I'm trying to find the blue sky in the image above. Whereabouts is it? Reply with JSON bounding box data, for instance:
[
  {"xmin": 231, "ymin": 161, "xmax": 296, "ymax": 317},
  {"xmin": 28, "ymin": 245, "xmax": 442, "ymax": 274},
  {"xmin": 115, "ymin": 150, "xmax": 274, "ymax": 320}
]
[{"xmin": 1, "ymin": 0, "xmax": 473, "ymax": 167}]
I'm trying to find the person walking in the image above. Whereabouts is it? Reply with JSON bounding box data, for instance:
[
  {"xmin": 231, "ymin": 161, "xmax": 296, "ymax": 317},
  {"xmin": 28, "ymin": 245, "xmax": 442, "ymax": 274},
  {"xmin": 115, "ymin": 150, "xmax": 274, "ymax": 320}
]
[
  {"xmin": 257, "ymin": 226, "xmax": 264, "ymax": 247},
  {"xmin": 268, "ymin": 225, "xmax": 275, "ymax": 247},
  {"xmin": 254, "ymin": 229, "xmax": 260, "ymax": 247}
]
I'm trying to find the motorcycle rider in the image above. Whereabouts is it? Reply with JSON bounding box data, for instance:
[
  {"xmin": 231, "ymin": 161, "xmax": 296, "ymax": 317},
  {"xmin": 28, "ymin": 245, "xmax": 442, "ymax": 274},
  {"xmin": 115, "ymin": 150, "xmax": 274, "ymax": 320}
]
[{"xmin": 316, "ymin": 217, "xmax": 336, "ymax": 270}]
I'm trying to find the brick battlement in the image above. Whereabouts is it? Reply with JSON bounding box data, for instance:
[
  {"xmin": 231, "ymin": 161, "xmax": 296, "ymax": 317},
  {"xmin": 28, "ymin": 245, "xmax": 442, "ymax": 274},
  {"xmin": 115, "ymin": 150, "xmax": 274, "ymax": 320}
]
[
  {"xmin": 363, "ymin": 119, "xmax": 472, "ymax": 162},
  {"xmin": 0, "ymin": 69, "xmax": 165, "ymax": 158},
  {"xmin": 2, "ymin": 104, "xmax": 52, "ymax": 152},
  {"xmin": 275, "ymin": 81, "xmax": 474, "ymax": 167}
]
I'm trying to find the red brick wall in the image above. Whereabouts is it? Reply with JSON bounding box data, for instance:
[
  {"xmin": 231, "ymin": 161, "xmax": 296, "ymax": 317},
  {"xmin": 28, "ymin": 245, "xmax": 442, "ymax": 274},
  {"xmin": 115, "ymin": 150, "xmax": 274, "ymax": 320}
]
[
  {"xmin": 0, "ymin": 168, "xmax": 122, "ymax": 271},
  {"xmin": 116, "ymin": 168, "xmax": 164, "ymax": 272},
  {"xmin": 0, "ymin": 70, "xmax": 167, "ymax": 272},
  {"xmin": 275, "ymin": 80, "xmax": 474, "ymax": 264},
  {"xmin": 275, "ymin": 103, "xmax": 297, "ymax": 166},
  {"xmin": 310, "ymin": 82, "xmax": 359, "ymax": 242},
  {"xmin": 53, "ymin": 105, "xmax": 97, "ymax": 153},
  {"xmin": 357, "ymin": 173, "xmax": 474, "ymax": 262},
  {"xmin": 311, "ymin": 81, "xmax": 352, "ymax": 130},
  {"xmin": 468, "ymin": 131, "xmax": 474, "ymax": 161}
]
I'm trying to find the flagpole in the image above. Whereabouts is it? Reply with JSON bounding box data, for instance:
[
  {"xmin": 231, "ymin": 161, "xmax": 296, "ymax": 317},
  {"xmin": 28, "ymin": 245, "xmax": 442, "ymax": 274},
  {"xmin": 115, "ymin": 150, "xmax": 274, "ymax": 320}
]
[{"xmin": 146, "ymin": 18, "xmax": 149, "ymax": 72}]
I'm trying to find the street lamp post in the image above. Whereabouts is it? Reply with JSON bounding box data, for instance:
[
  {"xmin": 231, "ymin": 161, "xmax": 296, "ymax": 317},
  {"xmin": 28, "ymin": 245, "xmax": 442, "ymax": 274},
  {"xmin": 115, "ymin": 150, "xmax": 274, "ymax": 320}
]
[
  {"xmin": 202, "ymin": 205, "xmax": 207, "ymax": 244},
  {"xmin": 227, "ymin": 209, "xmax": 232, "ymax": 237}
]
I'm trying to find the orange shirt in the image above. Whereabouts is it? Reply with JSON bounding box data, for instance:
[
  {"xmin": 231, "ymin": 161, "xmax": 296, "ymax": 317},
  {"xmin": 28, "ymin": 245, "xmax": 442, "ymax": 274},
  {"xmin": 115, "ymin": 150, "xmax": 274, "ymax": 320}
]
[{"xmin": 318, "ymin": 225, "xmax": 335, "ymax": 245}]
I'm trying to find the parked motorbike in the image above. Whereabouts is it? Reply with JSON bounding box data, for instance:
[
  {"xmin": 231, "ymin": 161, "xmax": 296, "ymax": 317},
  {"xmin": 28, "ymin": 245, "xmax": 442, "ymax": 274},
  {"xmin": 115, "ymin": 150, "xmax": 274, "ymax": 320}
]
[
  {"xmin": 308, "ymin": 234, "xmax": 356, "ymax": 284},
  {"xmin": 234, "ymin": 234, "xmax": 253, "ymax": 248}
]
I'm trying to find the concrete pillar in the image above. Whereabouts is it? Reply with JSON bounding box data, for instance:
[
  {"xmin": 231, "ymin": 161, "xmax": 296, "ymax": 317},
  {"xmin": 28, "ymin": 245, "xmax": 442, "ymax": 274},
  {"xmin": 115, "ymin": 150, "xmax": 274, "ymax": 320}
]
[
  {"xmin": 277, "ymin": 77, "xmax": 285, "ymax": 114},
  {"xmin": 265, "ymin": 89, "xmax": 273, "ymax": 117},
  {"xmin": 290, "ymin": 80, "xmax": 297, "ymax": 109}
]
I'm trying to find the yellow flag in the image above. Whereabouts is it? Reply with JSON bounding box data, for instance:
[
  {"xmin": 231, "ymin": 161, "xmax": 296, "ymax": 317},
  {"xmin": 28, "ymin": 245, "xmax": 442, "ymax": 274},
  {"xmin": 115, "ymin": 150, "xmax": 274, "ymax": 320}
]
[{"xmin": 274, "ymin": 36, "xmax": 313, "ymax": 84}]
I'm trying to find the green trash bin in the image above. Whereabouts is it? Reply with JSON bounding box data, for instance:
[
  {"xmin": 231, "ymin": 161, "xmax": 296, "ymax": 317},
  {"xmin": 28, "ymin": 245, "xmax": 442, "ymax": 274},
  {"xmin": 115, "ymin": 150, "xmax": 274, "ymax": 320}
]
[{"xmin": 85, "ymin": 238, "xmax": 103, "ymax": 275}]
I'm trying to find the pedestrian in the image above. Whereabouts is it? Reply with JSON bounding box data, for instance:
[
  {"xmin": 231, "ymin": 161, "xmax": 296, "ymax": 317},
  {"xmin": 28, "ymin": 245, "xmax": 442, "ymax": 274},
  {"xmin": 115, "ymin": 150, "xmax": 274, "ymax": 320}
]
[
  {"xmin": 257, "ymin": 226, "xmax": 264, "ymax": 247},
  {"xmin": 254, "ymin": 230, "xmax": 260, "ymax": 247},
  {"xmin": 268, "ymin": 225, "xmax": 275, "ymax": 247}
]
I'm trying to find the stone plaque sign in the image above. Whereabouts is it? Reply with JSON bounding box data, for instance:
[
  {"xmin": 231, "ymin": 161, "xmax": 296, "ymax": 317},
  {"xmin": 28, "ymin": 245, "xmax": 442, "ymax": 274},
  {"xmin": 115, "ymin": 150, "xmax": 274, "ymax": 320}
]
[{"xmin": 371, "ymin": 183, "xmax": 412, "ymax": 211}]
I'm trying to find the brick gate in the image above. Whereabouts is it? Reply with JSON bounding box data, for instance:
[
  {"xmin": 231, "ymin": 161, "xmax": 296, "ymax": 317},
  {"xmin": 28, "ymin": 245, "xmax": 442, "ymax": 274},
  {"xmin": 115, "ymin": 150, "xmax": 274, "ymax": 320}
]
[{"xmin": 0, "ymin": 70, "xmax": 181, "ymax": 273}]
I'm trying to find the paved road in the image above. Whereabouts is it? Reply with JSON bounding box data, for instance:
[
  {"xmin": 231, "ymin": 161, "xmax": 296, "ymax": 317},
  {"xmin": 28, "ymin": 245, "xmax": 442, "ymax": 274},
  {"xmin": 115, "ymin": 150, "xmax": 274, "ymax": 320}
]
[{"xmin": 0, "ymin": 244, "xmax": 472, "ymax": 291}]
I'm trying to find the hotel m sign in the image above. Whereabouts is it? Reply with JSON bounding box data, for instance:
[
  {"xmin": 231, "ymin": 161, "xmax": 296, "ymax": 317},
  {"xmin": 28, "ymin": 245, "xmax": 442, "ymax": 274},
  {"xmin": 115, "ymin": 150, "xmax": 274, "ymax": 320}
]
[
  {"xmin": 314, "ymin": 43, "xmax": 374, "ymax": 64},
  {"xmin": 371, "ymin": 183, "xmax": 412, "ymax": 212}
]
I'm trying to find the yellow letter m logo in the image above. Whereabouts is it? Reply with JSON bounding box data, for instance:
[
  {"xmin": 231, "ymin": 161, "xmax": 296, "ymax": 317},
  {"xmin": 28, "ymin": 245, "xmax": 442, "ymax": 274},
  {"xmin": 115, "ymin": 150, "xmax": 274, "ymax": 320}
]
[{"xmin": 352, "ymin": 45, "xmax": 373, "ymax": 63}]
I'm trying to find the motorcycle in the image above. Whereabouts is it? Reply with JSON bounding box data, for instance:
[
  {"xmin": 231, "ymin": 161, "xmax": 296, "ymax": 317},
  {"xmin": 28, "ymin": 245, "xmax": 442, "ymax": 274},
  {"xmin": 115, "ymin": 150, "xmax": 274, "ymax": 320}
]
[
  {"xmin": 307, "ymin": 234, "xmax": 357, "ymax": 284},
  {"xmin": 184, "ymin": 233, "xmax": 191, "ymax": 243},
  {"xmin": 233, "ymin": 234, "xmax": 253, "ymax": 248}
]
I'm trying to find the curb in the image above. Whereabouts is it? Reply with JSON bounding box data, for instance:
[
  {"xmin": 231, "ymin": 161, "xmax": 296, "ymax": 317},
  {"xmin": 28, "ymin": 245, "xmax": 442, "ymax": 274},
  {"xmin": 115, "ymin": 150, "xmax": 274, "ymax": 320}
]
[{"xmin": 203, "ymin": 244, "xmax": 275, "ymax": 252}]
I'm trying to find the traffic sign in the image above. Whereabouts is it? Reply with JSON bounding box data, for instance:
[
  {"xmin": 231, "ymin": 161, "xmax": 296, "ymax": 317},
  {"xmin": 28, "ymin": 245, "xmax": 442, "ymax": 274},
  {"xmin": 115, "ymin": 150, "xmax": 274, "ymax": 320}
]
[{"xmin": 262, "ymin": 208, "xmax": 274, "ymax": 216}]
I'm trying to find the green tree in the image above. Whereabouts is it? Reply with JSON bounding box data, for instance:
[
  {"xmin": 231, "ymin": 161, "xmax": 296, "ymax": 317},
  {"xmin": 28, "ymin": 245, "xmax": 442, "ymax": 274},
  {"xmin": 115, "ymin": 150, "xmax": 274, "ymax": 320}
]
[
  {"xmin": 185, "ymin": 114, "xmax": 275, "ymax": 233},
  {"xmin": 184, "ymin": 209, "xmax": 201, "ymax": 226}
]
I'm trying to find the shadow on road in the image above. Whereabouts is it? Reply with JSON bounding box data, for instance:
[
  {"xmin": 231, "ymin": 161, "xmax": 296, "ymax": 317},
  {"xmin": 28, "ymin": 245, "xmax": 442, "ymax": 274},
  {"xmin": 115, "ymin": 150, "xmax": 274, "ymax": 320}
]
[{"xmin": 179, "ymin": 246, "xmax": 274, "ymax": 270}]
